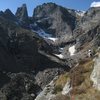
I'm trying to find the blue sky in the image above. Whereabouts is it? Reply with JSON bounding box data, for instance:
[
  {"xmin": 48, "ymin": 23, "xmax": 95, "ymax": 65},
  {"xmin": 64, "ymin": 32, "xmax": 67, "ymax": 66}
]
[{"xmin": 0, "ymin": 0, "xmax": 100, "ymax": 16}]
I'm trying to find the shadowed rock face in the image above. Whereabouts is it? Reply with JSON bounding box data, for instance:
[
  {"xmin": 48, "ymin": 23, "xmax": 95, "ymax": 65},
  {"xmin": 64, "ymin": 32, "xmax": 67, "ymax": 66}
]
[
  {"xmin": 0, "ymin": 73, "xmax": 40, "ymax": 100},
  {"xmin": 0, "ymin": 9, "xmax": 17, "ymax": 22},
  {"xmin": 4, "ymin": 9, "xmax": 17, "ymax": 22},
  {"xmin": 0, "ymin": 18, "xmax": 38, "ymax": 72},
  {"xmin": 0, "ymin": 9, "xmax": 68, "ymax": 93},
  {"xmin": 0, "ymin": 26, "xmax": 18, "ymax": 72}
]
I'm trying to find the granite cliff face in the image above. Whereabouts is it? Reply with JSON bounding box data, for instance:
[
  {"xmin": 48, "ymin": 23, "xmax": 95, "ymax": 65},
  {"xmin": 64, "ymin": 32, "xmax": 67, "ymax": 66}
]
[
  {"xmin": 0, "ymin": 2, "xmax": 100, "ymax": 100},
  {"xmin": 33, "ymin": 3, "xmax": 77, "ymax": 44}
]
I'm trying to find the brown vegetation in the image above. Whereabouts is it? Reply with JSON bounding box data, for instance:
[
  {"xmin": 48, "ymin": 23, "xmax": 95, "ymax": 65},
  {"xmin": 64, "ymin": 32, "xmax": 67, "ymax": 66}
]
[
  {"xmin": 69, "ymin": 58, "xmax": 100, "ymax": 100},
  {"xmin": 54, "ymin": 73, "xmax": 69, "ymax": 94},
  {"xmin": 53, "ymin": 93, "xmax": 70, "ymax": 100}
]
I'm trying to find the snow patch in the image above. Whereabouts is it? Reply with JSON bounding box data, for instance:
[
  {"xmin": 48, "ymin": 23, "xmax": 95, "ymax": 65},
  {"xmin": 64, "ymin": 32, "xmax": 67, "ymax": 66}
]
[
  {"xmin": 60, "ymin": 48, "xmax": 64, "ymax": 50},
  {"xmin": 47, "ymin": 37, "xmax": 58, "ymax": 42},
  {"xmin": 54, "ymin": 54, "xmax": 64, "ymax": 59},
  {"xmin": 59, "ymin": 47, "xmax": 64, "ymax": 52},
  {"xmin": 36, "ymin": 29, "xmax": 58, "ymax": 42},
  {"xmin": 90, "ymin": 1, "xmax": 100, "ymax": 7},
  {"xmin": 69, "ymin": 45, "xmax": 76, "ymax": 56},
  {"xmin": 32, "ymin": 29, "xmax": 52, "ymax": 38},
  {"xmin": 31, "ymin": 24, "xmax": 58, "ymax": 42},
  {"xmin": 75, "ymin": 10, "xmax": 85, "ymax": 16}
]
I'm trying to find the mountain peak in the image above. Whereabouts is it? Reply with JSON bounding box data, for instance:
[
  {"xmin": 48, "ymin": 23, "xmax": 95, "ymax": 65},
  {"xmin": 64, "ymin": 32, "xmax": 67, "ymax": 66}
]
[
  {"xmin": 22, "ymin": 3, "xmax": 27, "ymax": 7},
  {"xmin": 15, "ymin": 4, "xmax": 29, "ymax": 24},
  {"xmin": 4, "ymin": 9, "xmax": 16, "ymax": 18},
  {"xmin": 0, "ymin": 11, "xmax": 4, "ymax": 15},
  {"xmin": 4, "ymin": 9, "xmax": 12, "ymax": 14},
  {"xmin": 0, "ymin": 9, "xmax": 17, "ymax": 21}
]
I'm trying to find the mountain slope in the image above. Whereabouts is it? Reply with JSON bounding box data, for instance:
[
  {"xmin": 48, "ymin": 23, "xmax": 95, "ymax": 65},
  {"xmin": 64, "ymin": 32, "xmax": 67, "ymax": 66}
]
[{"xmin": 0, "ymin": 2, "xmax": 100, "ymax": 100}]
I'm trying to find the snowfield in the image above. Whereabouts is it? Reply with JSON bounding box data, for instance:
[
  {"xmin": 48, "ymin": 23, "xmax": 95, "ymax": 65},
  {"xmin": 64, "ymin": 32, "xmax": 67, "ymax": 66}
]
[
  {"xmin": 31, "ymin": 24, "xmax": 58, "ymax": 42},
  {"xmin": 75, "ymin": 10, "xmax": 85, "ymax": 16}
]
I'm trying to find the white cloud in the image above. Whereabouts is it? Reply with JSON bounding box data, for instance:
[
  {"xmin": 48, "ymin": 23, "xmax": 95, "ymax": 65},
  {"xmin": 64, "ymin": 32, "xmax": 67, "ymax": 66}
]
[{"xmin": 90, "ymin": 1, "xmax": 100, "ymax": 7}]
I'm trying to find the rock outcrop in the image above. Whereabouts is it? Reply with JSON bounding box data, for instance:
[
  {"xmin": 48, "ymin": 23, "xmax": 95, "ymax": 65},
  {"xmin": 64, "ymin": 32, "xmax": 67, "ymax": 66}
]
[
  {"xmin": 35, "ymin": 76, "xmax": 58, "ymax": 100},
  {"xmin": 15, "ymin": 4, "xmax": 29, "ymax": 25},
  {"xmin": 91, "ymin": 53, "xmax": 100, "ymax": 90}
]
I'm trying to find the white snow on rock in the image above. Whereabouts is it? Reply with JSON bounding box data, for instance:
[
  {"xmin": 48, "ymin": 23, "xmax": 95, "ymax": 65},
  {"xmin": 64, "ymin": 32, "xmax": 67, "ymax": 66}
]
[
  {"xmin": 31, "ymin": 24, "xmax": 58, "ymax": 42},
  {"xmin": 75, "ymin": 10, "xmax": 85, "ymax": 16},
  {"xmin": 32, "ymin": 29, "xmax": 52, "ymax": 38},
  {"xmin": 90, "ymin": 1, "xmax": 100, "ymax": 7},
  {"xmin": 60, "ymin": 48, "xmax": 64, "ymax": 50},
  {"xmin": 68, "ymin": 9, "xmax": 85, "ymax": 17},
  {"xmin": 36, "ymin": 29, "xmax": 58, "ymax": 42},
  {"xmin": 47, "ymin": 37, "xmax": 58, "ymax": 42},
  {"xmin": 54, "ymin": 54, "xmax": 64, "ymax": 59},
  {"xmin": 69, "ymin": 45, "xmax": 76, "ymax": 56},
  {"xmin": 59, "ymin": 47, "xmax": 64, "ymax": 52}
]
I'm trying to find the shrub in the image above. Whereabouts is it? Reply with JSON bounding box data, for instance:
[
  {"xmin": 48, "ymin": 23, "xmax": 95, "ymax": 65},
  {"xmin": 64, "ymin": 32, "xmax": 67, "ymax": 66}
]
[{"xmin": 54, "ymin": 85, "xmax": 63, "ymax": 94}]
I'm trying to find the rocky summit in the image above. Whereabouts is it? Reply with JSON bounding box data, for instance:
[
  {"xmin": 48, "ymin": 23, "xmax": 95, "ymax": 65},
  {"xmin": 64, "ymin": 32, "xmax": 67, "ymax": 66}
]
[{"xmin": 0, "ymin": 2, "xmax": 100, "ymax": 100}]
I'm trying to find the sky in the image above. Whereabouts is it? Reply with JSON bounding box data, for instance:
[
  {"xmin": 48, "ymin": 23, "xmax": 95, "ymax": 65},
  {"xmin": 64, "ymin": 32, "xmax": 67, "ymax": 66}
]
[{"xmin": 0, "ymin": 0, "xmax": 100, "ymax": 16}]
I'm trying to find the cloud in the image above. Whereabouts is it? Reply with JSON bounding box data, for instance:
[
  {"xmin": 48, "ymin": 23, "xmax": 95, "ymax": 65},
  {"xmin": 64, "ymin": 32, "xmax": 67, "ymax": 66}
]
[{"xmin": 90, "ymin": 1, "xmax": 100, "ymax": 7}]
